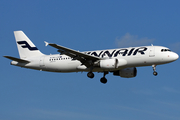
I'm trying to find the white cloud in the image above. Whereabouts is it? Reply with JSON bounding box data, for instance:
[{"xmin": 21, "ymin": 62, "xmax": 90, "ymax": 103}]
[
  {"xmin": 152, "ymin": 99, "xmax": 180, "ymax": 108},
  {"xmin": 112, "ymin": 103, "xmax": 180, "ymax": 120},
  {"xmin": 23, "ymin": 108, "xmax": 112, "ymax": 120},
  {"xmin": 169, "ymin": 42, "xmax": 180, "ymax": 52},
  {"xmin": 114, "ymin": 104, "xmax": 180, "ymax": 119},
  {"xmin": 133, "ymin": 89, "xmax": 157, "ymax": 95},
  {"xmin": 116, "ymin": 33, "xmax": 154, "ymax": 48},
  {"xmin": 162, "ymin": 86, "xmax": 180, "ymax": 94}
]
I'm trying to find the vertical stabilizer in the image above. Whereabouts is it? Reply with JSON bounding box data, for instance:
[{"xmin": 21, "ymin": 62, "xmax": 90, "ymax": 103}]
[{"xmin": 14, "ymin": 31, "xmax": 44, "ymax": 59}]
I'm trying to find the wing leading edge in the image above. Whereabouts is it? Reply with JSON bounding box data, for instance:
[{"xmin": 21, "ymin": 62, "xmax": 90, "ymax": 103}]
[{"xmin": 45, "ymin": 42, "xmax": 101, "ymax": 67}]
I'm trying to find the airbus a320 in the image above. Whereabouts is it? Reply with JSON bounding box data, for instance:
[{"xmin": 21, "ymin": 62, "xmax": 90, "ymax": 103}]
[{"xmin": 4, "ymin": 31, "xmax": 179, "ymax": 84}]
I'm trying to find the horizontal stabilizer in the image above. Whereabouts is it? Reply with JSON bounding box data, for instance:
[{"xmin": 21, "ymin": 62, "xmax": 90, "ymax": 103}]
[{"xmin": 4, "ymin": 56, "xmax": 30, "ymax": 63}]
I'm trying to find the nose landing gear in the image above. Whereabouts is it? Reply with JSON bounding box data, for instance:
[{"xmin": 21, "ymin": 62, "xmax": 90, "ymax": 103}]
[{"xmin": 152, "ymin": 64, "xmax": 158, "ymax": 76}]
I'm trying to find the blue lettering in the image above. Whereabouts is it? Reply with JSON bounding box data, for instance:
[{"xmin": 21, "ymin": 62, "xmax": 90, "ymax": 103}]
[
  {"xmin": 114, "ymin": 49, "xmax": 128, "ymax": 57},
  {"xmin": 128, "ymin": 48, "xmax": 135, "ymax": 56},
  {"xmin": 91, "ymin": 51, "xmax": 103, "ymax": 57},
  {"xmin": 102, "ymin": 50, "xmax": 116, "ymax": 58},
  {"xmin": 133, "ymin": 47, "xmax": 147, "ymax": 55},
  {"xmin": 87, "ymin": 47, "xmax": 148, "ymax": 58}
]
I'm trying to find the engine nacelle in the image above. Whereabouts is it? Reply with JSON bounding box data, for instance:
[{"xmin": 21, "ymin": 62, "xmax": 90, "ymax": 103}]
[
  {"xmin": 113, "ymin": 67, "xmax": 137, "ymax": 78},
  {"xmin": 96, "ymin": 58, "xmax": 127, "ymax": 69},
  {"xmin": 99, "ymin": 59, "xmax": 117, "ymax": 69}
]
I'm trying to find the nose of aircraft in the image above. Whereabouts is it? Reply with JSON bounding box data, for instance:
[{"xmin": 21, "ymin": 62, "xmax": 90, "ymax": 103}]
[{"xmin": 171, "ymin": 52, "xmax": 179, "ymax": 61}]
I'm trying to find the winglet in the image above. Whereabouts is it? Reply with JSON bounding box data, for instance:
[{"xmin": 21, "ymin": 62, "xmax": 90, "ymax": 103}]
[{"xmin": 44, "ymin": 41, "xmax": 49, "ymax": 46}]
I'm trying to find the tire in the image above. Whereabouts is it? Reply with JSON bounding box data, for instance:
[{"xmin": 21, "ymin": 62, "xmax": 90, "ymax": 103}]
[
  {"xmin": 100, "ymin": 77, "xmax": 107, "ymax": 84},
  {"xmin": 87, "ymin": 72, "xmax": 94, "ymax": 78}
]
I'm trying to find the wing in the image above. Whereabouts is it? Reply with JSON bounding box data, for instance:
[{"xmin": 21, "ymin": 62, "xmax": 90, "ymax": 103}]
[{"xmin": 45, "ymin": 42, "xmax": 101, "ymax": 67}]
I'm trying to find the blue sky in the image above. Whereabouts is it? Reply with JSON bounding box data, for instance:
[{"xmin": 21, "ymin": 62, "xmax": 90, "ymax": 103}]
[{"xmin": 1, "ymin": 0, "xmax": 180, "ymax": 120}]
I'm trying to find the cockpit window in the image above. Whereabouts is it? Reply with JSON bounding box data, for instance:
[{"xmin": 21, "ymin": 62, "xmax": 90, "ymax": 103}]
[{"xmin": 161, "ymin": 49, "xmax": 171, "ymax": 52}]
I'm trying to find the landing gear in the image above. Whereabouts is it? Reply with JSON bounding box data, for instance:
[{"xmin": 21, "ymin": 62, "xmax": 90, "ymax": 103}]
[
  {"xmin": 87, "ymin": 72, "xmax": 94, "ymax": 78},
  {"xmin": 87, "ymin": 71, "xmax": 109, "ymax": 84},
  {"xmin": 100, "ymin": 77, "xmax": 107, "ymax": 84},
  {"xmin": 100, "ymin": 72, "xmax": 108, "ymax": 84},
  {"xmin": 153, "ymin": 71, "xmax": 158, "ymax": 76},
  {"xmin": 152, "ymin": 64, "xmax": 158, "ymax": 76}
]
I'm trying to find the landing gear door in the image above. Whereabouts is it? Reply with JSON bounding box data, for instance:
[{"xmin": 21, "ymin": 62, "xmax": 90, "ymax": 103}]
[{"xmin": 149, "ymin": 46, "xmax": 155, "ymax": 57}]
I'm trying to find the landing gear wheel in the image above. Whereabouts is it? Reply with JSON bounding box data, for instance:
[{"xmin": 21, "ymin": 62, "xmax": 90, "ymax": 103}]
[
  {"xmin": 153, "ymin": 71, "xmax": 158, "ymax": 76},
  {"xmin": 87, "ymin": 72, "xmax": 94, "ymax": 78},
  {"xmin": 100, "ymin": 72, "xmax": 109, "ymax": 84},
  {"xmin": 152, "ymin": 64, "xmax": 158, "ymax": 76},
  {"xmin": 100, "ymin": 77, "xmax": 107, "ymax": 84}
]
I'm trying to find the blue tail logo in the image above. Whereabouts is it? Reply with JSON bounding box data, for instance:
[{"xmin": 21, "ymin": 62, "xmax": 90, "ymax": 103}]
[{"xmin": 17, "ymin": 41, "xmax": 38, "ymax": 50}]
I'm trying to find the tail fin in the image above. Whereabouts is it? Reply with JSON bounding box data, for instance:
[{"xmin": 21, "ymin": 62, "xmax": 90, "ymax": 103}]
[{"xmin": 14, "ymin": 31, "xmax": 44, "ymax": 59}]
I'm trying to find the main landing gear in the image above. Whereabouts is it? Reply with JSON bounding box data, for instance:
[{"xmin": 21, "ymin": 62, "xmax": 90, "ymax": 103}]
[
  {"xmin": 87, "ymin": 72, "xmax": 94, "ymax": 78},
  {"xmin": 100, "ymin": 72, "xmax": 108, "ymax": 84},
  {"xmin": 87, "ymin": 71, "xmax": 108, "ymax": 84},
  {"xmin": 152, "ymin": 64, "xmax": 158, "ymax": 76}
]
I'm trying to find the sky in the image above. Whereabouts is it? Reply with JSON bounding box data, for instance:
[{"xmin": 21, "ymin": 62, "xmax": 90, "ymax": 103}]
[{"xmin": 1, "ymin": 0, "xmax": 180, "ymax": 120}]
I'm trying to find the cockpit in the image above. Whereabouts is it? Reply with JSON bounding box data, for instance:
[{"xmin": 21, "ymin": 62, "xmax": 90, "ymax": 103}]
[{"xmin": 161, "ymin": 49, "xmax": 171, "ymax": 52}]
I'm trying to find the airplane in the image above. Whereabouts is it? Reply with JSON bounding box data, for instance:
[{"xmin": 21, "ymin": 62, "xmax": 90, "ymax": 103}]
[{"xmin": 4, "ymin": 31, "xmax": 179, "ymax": 84}]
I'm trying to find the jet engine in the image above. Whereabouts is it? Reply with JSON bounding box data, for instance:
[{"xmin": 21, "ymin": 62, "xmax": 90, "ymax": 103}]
[
  {"xmin": 94, "ymin": 59, "xmax": 127, "ymax": 69},
  {"xmin": 113, "ymin": 67, "xmax": 137, "ymax": 78},
  {"xmin": 99, "ymin": 59, "xmax": 117, "ymax": 69}
]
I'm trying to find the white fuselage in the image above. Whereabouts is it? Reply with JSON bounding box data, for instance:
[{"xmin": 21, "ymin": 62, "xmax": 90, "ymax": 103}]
[{"xmin": 11, "ymin": 46, "xmax": 179, "ymax": 73}]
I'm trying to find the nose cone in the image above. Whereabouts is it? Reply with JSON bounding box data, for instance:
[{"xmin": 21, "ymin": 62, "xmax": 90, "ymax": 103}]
[{"xmin": 171, "ymin": 52, "xmax": 179, "ymax": 61}]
